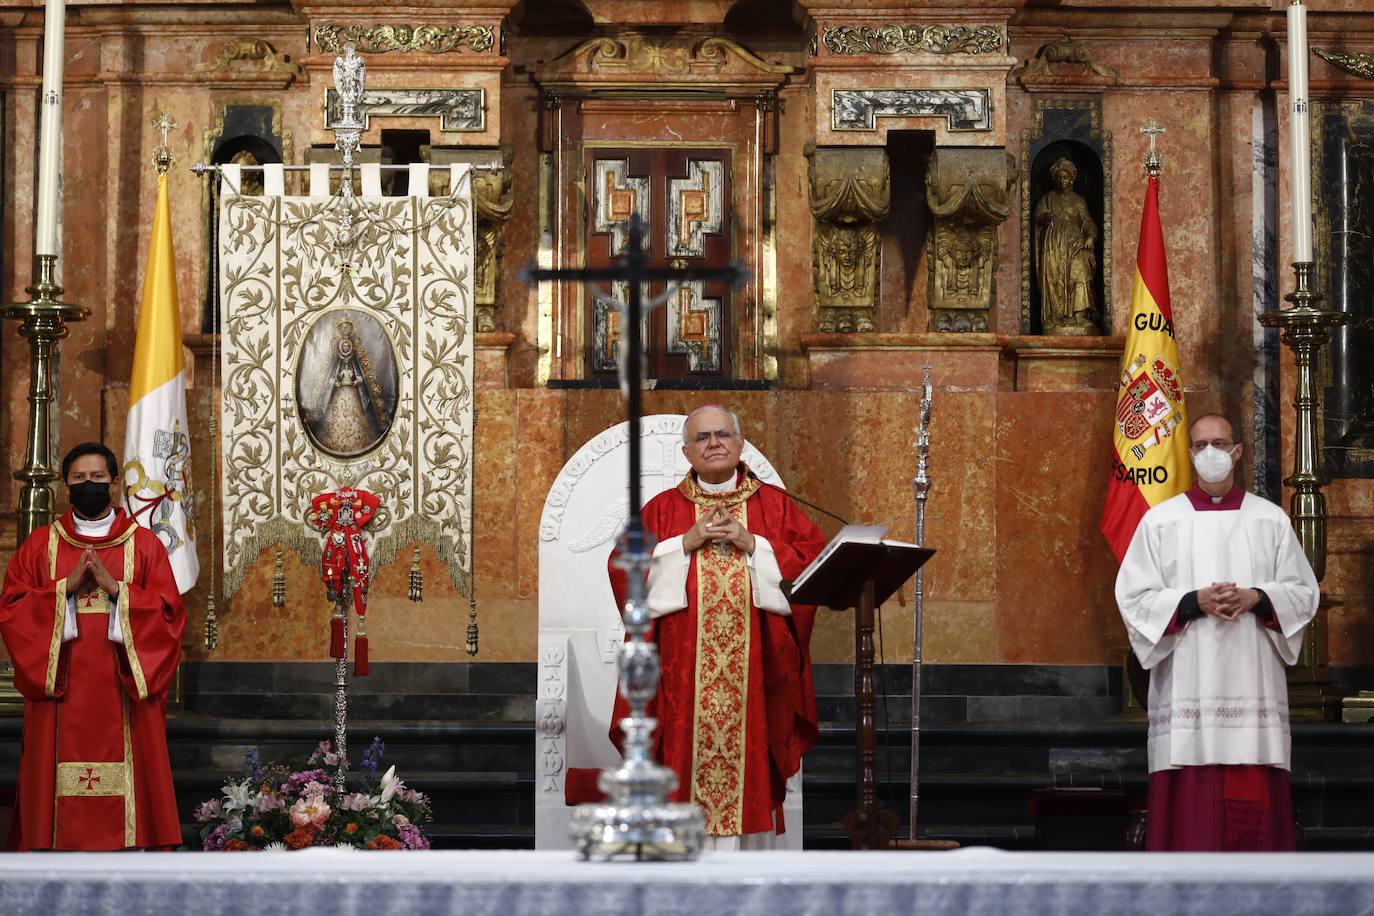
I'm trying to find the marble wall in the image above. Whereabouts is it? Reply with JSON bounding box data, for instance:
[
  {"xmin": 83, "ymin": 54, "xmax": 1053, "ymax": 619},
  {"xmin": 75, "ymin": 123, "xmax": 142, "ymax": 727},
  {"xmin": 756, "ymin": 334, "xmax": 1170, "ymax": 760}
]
[{"xmin": 2, "ymin": 1, "xmax": 1373, "ymax": 671}]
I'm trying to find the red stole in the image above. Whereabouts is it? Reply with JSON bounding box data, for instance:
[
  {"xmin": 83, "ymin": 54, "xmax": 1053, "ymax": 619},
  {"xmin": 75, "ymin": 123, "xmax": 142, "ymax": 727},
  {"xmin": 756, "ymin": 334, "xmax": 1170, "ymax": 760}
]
[{"xmin": 0, "ymin": 509, "xmax": 184, "ymax": 850}]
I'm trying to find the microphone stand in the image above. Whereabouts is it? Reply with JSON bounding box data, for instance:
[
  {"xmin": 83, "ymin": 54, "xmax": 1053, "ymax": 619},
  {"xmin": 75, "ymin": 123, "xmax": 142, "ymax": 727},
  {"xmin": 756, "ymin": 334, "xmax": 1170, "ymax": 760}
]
[{"xmin": 745, "ymin": 469, "xmax": 850, "ymax": 528}]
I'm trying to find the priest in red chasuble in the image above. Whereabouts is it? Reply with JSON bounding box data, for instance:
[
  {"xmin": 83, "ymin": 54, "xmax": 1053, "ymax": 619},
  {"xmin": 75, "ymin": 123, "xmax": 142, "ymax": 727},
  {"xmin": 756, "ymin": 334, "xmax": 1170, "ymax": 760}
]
[
  {"xmin": 0, "ymin": 443, "xmax": 185, "ymax": 850},
  {"xmin": 609, "ymin": 406, "xmax": 827, "ymax": 849}
]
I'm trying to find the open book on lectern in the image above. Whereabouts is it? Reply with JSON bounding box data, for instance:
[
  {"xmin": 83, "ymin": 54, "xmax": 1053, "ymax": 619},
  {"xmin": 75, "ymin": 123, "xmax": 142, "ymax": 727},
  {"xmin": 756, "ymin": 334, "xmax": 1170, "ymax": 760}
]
[{"xmin": 786, "ymin": 524, "xmax": 935, "ymax": 611}]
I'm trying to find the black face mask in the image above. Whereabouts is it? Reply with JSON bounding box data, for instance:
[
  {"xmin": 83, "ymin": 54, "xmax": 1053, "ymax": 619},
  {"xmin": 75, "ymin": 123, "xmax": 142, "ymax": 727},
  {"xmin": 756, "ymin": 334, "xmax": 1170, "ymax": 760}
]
[{"xmin": 69, "ymin": 481, "xmax": 113, "ymax": 519}]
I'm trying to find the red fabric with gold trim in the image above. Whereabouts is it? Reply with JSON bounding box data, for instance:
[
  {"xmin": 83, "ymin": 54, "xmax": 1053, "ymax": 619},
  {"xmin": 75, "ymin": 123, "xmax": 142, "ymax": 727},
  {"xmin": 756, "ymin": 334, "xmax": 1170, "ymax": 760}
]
[
  {"xmin": 0, "ymin": 509, "xmax": 184, "ymax": 850},
  {"xmin": 607, "ymin": 470, "xmax": 826, "ymax": 836},
  {"xmin": 307, "ymin": 488, "xmax": 381, "ymax": 673}
]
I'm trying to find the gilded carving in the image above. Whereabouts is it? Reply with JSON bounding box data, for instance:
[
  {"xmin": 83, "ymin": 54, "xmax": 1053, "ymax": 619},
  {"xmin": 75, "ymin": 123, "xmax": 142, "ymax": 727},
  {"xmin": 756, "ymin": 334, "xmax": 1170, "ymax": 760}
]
[
  {"xmin": 807, "ymin": 146, "xmax": 890, "ymax": 333},
  {"xmin": 925, "ymin": 148, "xmax": 1017, "ymax": 332},
  {"xmin": 1035, "ymin": 158, "xmax": 1099, "ymax": 335},
  {"xmin": 1011, "ymin": 35, "xmax": 1118, "ymax": 87},
  {"xmin": 314, "ymin": 23, "xmax": 496, "ymax": 55},
  {"xmin": 545, "ymin": 33, "xmax": 794, "ymax": 82},
  {"xmin": 822, "ymin": 25, "xmax": 1002, "ymax": 56},
  {"xmin": 1314, "ymin": 48, "xmax": 1374, "ymax": 81},
  {"xmin": 472, "ymin": 166, "xmax": 514, "ymax": 332},
  {"xmin": 198, "ymin": 38, "xmax": 302, "ymax": 77}
]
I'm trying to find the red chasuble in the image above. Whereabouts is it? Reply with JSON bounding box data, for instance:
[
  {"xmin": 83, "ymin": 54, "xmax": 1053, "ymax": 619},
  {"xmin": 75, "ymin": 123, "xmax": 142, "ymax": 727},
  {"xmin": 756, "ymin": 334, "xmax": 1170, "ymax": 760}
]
[
  {"xmin": 609, "ymin": 469, "xmax": 827, "ymax": 836},
  {"xmin": 0, "ymin": 509, "xmax": 185, "ymax": 850}
]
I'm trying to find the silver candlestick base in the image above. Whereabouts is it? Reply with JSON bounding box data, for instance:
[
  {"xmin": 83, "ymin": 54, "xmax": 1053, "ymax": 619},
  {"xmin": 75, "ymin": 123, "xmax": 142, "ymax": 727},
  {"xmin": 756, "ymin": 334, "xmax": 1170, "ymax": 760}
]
[{"xmin": 570, "ymin": 534, "xmax": 705, "ymax": 860}]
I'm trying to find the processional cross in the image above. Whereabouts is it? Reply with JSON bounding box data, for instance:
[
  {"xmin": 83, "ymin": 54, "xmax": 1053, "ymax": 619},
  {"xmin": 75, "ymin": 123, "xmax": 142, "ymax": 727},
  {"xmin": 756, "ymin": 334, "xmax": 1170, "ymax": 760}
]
[{"xmin": 522, "ymin": 215, "xmax": 748, "ymax": 861}]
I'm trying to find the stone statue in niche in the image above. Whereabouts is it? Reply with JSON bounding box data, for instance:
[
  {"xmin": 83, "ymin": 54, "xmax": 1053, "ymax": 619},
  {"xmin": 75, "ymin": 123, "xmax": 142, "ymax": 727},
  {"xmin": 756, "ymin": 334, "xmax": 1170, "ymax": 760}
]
[
  {"xmin": 296, "ymin": 310, "xmax": 399, "ymax": 459},
  {"xmin": 925, "ymin": 148, "xmax": 1017, "ymax": 332},
  {"xmin": 472, "ymin": 164, "xmax": 515, "ymax": 332},
  {"xmin": 807, "ymin": 145, "xmax": 890, "ymax": 333},
  {"xmin": 1035, "ymin": 157, "xmax": 1099, "ymax": 335}
]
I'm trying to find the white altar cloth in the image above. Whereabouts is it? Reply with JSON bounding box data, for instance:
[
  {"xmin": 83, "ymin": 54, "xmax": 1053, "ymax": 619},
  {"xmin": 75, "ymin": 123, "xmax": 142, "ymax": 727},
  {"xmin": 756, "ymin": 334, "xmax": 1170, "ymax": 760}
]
[{"xmin": 2, "ymin": 848, "xmax": 1371, "ymax": 916}]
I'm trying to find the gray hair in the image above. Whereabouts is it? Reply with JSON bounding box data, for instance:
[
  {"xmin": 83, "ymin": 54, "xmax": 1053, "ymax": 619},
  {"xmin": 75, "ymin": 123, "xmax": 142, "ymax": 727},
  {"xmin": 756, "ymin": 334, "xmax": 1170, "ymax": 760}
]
[{"xmin": 682, "ymin": 405, "xmax": 742, "ymax": 443}]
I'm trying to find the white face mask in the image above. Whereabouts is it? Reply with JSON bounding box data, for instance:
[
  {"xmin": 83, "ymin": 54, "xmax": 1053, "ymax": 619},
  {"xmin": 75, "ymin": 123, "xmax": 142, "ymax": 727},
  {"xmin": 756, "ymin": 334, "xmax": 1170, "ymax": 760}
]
[{"xmin": 1191, "ymin": 445, "xmax": 1237, "ymax": 484}]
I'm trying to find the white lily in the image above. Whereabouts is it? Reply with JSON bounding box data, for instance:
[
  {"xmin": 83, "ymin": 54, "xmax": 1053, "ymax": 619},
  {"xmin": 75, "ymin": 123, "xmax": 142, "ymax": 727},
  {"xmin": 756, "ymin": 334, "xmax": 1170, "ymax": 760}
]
[
  {"xmin": 221, "ymin": 779, "xmax": 254, "ymax": 812},
  {"xmin": 376, "ymin": 765, "xmax": 403, "ymax": 805}
]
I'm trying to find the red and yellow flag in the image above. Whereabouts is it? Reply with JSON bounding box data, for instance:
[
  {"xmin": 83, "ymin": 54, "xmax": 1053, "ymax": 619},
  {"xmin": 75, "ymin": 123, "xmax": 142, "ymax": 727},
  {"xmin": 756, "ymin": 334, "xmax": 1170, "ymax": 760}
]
[{"xmin": 1100, "ymin": 171, "xmax": 1190, "ymax": 560}]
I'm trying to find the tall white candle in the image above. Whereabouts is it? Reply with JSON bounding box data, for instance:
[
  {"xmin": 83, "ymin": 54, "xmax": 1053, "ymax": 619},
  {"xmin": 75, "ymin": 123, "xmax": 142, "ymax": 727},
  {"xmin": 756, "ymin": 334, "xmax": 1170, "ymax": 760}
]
[
  {"xmin": 1288, "ymin": 0, "xmax": 1313, "ymax": 263},
  {"xmin": 34, "ymin": 0, "xmax": 66, "ymax": 258}
]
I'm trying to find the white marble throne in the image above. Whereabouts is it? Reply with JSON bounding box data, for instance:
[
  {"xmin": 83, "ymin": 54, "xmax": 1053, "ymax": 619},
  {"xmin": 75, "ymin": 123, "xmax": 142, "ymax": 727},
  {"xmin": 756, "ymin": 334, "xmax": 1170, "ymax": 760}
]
[{"xmin": 535, "ymin": 414, "xmax": 802, "ymax": 850}]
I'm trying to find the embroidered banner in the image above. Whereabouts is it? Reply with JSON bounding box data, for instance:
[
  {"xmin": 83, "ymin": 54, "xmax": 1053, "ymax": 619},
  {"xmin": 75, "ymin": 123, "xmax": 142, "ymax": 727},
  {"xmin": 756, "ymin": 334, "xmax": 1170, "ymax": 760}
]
[{"xmin": 218, "ymin": 166, "xmax": 475, "ymax": 601}]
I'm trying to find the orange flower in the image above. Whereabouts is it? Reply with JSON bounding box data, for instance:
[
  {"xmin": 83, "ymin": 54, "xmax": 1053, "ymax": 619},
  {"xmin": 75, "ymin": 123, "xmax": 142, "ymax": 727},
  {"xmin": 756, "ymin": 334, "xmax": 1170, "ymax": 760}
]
[
  {"xmin": 345, "ymin": 823, "xmax": 359, "ymax": 834},
  {"xmin": 250, "ymin": 825, "xmax": 265, "ymax": 838},
  {"xmin": 367, "ymin": 834, "xmax": 402, "ymax": 850},
  {"xmin": 285, "ymin": 827, "xmax": 315, "ymax": 850},
  {"xmin": 224, "ymin": 839, "xmax": 250, "ymax": 852}
]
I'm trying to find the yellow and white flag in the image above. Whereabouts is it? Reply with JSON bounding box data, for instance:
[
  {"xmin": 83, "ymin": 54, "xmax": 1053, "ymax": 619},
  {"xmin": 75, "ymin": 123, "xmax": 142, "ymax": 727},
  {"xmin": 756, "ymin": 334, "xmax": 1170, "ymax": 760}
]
[{"xmin": 124, "ymin": 172, "xmax": 199, "ymax": 593}]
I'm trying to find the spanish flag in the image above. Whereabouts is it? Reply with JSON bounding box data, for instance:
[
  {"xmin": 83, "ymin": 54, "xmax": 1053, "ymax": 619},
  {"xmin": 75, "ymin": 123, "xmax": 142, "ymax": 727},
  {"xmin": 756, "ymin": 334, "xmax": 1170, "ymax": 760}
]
[
  {"xmin": 1100, "ymin": 170, "xmax": 1189, "ymax": 560},
  {"xmin": 123, "ymin": 172, "xmax": 199, "ymax": 592}
]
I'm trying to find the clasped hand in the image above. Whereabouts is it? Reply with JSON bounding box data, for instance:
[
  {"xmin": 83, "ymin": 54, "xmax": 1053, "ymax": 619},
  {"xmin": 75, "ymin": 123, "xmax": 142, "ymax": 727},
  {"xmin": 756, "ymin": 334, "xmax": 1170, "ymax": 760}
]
[
  {"xmin": 1197, "ymin": 582, "xmax": 1261, "ymax": 621},
  {"xmin": 683, "ymin": 507, "xmax": 755, "ymax": 556},
  {"xmin": 70, "ymin": 548, "xmax": 120, "ymax": 598}
]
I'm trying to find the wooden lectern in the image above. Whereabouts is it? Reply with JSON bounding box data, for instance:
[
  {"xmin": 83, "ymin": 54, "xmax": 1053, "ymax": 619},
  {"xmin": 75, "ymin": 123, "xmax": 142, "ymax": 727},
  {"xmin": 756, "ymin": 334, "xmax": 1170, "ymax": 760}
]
[{"xmin": 788, "ymin": 527, "xmax": 934, "ymax": 850}]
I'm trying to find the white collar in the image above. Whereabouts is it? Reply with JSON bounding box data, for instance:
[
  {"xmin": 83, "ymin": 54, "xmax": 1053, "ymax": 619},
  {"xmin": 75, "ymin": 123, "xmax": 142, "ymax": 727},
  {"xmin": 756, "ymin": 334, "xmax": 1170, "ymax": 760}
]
[
  {"xmin": 698, "ymin": 474, "xmax": 738, "ymax": 495},
  {"xmin": 72, "ymin": 509, "xmax": 116, "ymax": 538}
]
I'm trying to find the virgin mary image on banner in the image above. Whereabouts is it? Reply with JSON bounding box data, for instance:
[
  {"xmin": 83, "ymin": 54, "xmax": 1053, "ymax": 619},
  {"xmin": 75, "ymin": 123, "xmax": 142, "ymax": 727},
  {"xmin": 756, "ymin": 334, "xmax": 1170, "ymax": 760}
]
[{"xmin": 296, "ymin": 310, "xmax": 399, "ymax": 459}]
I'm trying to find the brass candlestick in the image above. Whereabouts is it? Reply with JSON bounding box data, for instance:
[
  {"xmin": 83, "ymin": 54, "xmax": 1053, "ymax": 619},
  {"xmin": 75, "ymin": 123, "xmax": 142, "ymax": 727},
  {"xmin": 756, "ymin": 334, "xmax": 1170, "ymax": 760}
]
[
  {"xmin": 5, "ymin": 254, "xmax": 89, "ymax": 542},
  {"xmin": 1258, "ymin": 260, "xmax": 1347, "ymax": 719}
]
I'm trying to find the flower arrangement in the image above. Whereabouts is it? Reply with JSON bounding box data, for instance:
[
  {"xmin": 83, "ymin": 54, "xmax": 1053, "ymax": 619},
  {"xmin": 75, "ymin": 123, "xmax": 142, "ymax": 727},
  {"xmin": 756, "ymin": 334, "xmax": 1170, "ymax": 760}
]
[{"xmin": 196, "ymin": 738, "xmax": 432, "ymax": 851}]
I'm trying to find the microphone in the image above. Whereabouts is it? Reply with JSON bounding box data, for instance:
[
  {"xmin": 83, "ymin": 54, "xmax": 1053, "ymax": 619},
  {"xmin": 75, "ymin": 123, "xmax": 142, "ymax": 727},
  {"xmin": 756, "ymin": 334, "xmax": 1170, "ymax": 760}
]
[{"xmin": 745, "ymin": 468, "xmax": 850, "ymax": 527}]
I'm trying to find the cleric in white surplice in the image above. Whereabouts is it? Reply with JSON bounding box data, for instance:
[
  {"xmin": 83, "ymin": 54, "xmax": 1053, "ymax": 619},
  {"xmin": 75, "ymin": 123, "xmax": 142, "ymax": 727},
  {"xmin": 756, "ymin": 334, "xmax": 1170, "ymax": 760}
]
[{"xmin": 1115, "ymin": 412, "xmax": 1318, "ymax": 851}]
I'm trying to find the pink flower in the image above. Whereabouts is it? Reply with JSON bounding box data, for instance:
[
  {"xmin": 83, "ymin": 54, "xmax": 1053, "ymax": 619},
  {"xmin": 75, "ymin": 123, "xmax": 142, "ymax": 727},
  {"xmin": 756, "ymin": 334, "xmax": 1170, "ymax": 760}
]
[
  {"xmin": 194, "ymin": 799, "xmax": 223, "ymax": 823},
  {"xmin": 397, "ymin": 823, "xmax": 430, "ymax": 850},
  {"xmin": 397, "ymin": 788, "xmax": 427, "ymax": 805},
  {"xmin": 390, "ymin": 814, "xmax": 410, "ymax": 828},
  {"xmin": 339, "ymin": 793, "xmax": 372, "ymax": 812},
  {"xmin": 303, "ymin": 780, "xmax": 330, "ymax": 798},
  {"xmin": 289, "ymin": 795, "xmax": 332, "ymax": 829},
  {"xmin": 252, "ymin": 792, "xmax": 285, "ymax": 814},
  {"xmin": 308, "ymin": 741, "xmax": 342, "ymax": 766}
]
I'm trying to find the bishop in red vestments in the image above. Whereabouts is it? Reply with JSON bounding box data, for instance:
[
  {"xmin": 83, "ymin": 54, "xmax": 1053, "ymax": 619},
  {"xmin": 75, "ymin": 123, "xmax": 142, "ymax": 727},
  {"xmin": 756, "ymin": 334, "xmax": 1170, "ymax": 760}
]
[
  {"xmin": 609, "ymin": 406, "xmax": 827, "ymax": 848},
  {"xmin": 0, "ymin": 443, "xmax": 185, "ymax": 850}
]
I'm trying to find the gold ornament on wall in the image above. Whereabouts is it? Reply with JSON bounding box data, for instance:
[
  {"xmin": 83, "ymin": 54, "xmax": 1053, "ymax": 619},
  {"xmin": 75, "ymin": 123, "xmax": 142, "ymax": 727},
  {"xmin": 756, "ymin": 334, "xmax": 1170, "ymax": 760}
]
[
  {"xmin": 925, "ymin": 148, "xmax": 1017, "ymax": 332},
  {"xmin": 314, "ymin": 24, "xmax": 496, "ymax": 55},
  {"xmin": 1010, "ymin": 34, "xmax": 1118, "ymax": 87},
  {"xmin": 472, "ymin": 165, "xmax": 515, "ymax": 332},
  {"xmin": 822, "ymin": 24, "xmax": 1002, "ymax": 56},
  {"xmin": 198, "ymin": 38, "xmax": 302, "ymax": 78},
  {"xmin": 807, "ymin": 145, "xmax": 890, "ymax": 333},
  {"xmin": 1314, "ymin": 48, "xmax": 1374, "ymax": 81}
]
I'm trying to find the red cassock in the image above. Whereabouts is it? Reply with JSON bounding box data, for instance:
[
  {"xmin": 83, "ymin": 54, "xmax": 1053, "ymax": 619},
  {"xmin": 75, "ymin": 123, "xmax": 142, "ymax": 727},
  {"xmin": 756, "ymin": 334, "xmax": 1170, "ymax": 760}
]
[
  {"xmin": 608, "ymin": 470, "xmax": 827, "ymax": 836},
  {"xmin": 0, "ymin": 508, "xmax": 185, "ymax": 850}
]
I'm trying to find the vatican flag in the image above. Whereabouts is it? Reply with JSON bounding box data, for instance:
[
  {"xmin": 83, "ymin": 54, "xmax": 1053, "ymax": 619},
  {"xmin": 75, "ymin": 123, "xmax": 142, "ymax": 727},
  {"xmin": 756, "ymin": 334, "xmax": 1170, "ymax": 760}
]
[
  {"xmin": 1100, "ymin": 169, "xmax": 1190, "ymax": 561},
  {"xmin": 124, "ymin": 172, "xmax": 199, "ymax": 592}
]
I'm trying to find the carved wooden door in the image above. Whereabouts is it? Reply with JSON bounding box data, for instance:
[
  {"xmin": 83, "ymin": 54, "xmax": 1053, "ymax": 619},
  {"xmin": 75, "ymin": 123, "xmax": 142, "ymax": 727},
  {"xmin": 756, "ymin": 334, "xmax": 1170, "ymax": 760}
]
[{"xmin": 585, "ymin": 148, "xmax": 732, "ymax": 381}]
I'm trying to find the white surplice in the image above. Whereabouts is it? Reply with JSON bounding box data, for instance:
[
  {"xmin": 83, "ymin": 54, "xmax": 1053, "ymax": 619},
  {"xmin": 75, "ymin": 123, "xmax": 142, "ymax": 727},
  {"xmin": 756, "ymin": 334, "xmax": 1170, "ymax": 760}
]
[{"xmin": 1115, "ymin": 490, "xmax": 1319, "ymax": 773}]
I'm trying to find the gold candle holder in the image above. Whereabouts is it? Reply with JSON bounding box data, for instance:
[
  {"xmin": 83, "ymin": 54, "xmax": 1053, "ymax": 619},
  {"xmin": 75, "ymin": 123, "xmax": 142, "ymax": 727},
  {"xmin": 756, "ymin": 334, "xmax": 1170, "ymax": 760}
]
[
  {"xmin": 1258, "ymin": 260, "xmax": 1348, "ymax": 718},
  {"xmin": 4, "ymin": 254, "xmax": 89, "ymax": 542}
]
